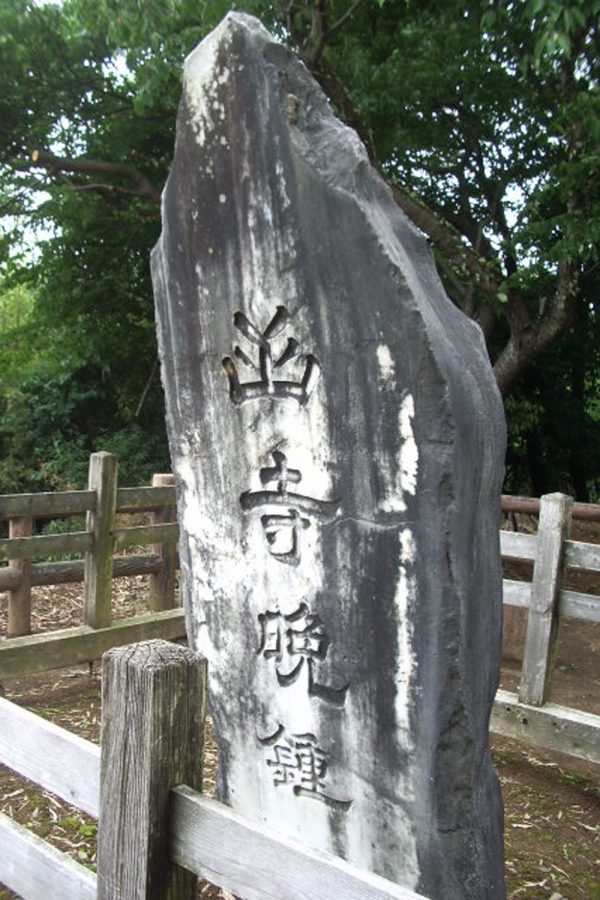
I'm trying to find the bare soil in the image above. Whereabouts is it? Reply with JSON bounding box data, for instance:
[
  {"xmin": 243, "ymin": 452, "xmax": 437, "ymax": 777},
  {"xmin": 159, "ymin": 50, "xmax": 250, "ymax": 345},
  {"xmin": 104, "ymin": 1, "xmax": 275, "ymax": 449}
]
[{"xmin": 1, "ymin": 529, "xmax": 599, "ymax": 899}]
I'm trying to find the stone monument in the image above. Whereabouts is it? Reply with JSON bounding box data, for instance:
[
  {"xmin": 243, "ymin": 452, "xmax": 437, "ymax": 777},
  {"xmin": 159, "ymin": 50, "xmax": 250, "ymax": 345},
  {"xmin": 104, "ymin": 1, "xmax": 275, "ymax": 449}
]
[{"xmin": 151, "ymin": 13, "xmax": 506, "ymax": 899}]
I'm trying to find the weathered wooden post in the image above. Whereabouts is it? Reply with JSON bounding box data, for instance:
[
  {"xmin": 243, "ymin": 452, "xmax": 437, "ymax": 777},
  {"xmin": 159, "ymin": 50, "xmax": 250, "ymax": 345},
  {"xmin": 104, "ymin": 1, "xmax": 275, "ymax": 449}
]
[
  {"xmin": 150, "ymin": 473, "xmax": 178, "ymax": 611},
  {"xmin": 97, "ymin": 639, "xmax": 205, "ymax": 900},
  {"xmin": 84, "ymin": 451, "xmax": 117, "ymax": 629},
  {"xmin": 519, "ymin": 492, "xmax": 573, "ymax": 706},
  {"xmin": 7, "ymin": 516, "xmax": 32, "ymax": 638},
  {"xmin": 152, "ymin": 14, "xmax": 506, "ymax": 899}
]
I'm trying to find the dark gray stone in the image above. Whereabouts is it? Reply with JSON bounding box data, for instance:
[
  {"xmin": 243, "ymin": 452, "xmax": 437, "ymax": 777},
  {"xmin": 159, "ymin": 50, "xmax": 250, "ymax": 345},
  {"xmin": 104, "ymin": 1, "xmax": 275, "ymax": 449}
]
[{"xmin": 151, "ymin": 13, "xmax": 506, "ymax": 899}]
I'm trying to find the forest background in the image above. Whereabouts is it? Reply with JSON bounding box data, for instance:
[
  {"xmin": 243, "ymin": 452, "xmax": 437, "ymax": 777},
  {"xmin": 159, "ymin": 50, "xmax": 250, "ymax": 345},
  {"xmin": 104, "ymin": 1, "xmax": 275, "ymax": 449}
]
[{"xmin": 1, "ymin": 0, "xmax": 599, "ymax": 499}]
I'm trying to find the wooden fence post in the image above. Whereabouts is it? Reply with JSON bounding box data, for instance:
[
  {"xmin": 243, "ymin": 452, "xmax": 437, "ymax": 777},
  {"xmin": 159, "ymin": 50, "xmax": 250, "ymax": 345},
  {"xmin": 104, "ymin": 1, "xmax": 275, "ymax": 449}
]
[
  {"xmin": 150, "ymin": 474, "xmax": 178, "ymax": 611},
  {"xmin": 7, "ymin": 517, "xmax": 32, "ymax": 638},
  {"xmin": 97, "ymin": 640, "xmax": 205, "ymax": 900},
  {"xmin": 519, "ymin": 492, "xmax": 573, "ymax": 706},
  {"xmin": 84, "ymin": 452, "xmax": 117, "ymax": 629}
]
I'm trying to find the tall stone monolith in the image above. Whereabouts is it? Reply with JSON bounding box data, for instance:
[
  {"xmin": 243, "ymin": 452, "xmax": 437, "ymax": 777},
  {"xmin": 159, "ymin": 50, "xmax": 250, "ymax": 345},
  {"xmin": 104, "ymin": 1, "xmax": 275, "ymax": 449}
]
[{"xmin": 151, "ymin": 13, "xmax": 506, "ymax": 899}]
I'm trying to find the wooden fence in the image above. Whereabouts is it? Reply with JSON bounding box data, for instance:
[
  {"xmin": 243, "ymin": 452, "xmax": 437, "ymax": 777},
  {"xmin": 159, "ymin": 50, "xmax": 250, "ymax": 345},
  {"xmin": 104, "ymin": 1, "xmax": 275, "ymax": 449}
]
[
  {"xmin": 0, "ymin": 452, "xmax": 186, "ymax": 678},
  {"xmin": 0, "ymin": 640, "xmax": 427, "ymax": 900},
  {"xmin": 1, "ymin": 454, "xmax": 599, "ymax": 763},
  {"xmin": 492, "ymin": 492, "xmax": 600, "ymax": 764}
]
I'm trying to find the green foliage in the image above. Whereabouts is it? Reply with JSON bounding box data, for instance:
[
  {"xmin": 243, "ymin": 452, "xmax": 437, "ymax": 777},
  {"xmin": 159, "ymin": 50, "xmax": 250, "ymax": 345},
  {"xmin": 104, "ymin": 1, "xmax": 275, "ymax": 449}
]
[
  {"xmin": 505, "ymin": 300, "xmax": 600, "ymax": 501},
  {"xmin": 0, "ymin": 362, "xmax": 169, "ymax": 492},
  {"xmin": 0, "ymin": 284, "xmax": 34, "ymax": 333},
  {"xmin": 311, "ymin": 0, "xmax": 600, "ymax": 497},
  {"xmin": 326, "ymin": 0, "xmax": 600, "ymax": 282},
  {"xmin": 96, "ymin": 424, "xmax": 170, "ymax": 486},
  {"xmin": 40, "ymin": 516, "xmax": 86, "ymax": 561},
  {"xmin": 59, "ymin": 815, "xmax": 97, "ymax": 839},
  {"xmin": 0, "ymin": 0, "xmax": 191, "ymax": 491},
  {"xmin": 0, "ymin": 0, "xmax": 598, "ymax": 498}
]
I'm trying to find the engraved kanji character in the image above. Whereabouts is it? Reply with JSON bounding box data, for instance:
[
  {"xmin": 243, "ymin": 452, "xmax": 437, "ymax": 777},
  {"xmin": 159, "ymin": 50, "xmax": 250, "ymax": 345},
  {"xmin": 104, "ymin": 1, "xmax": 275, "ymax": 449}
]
[
  {"xmin": 258, "ymin": 604, "xmax": 348, "ymax": 707},
  {"xmin": 258, "ymin": 725, "xmax": 352, "ymax": 811},
  {"xmin": 240, "ymin": 450, "xmax": 340, "ymax": 565},
  {"xmin": 222, "ymin": 306, "xmax": 320, "ymax": 405}
]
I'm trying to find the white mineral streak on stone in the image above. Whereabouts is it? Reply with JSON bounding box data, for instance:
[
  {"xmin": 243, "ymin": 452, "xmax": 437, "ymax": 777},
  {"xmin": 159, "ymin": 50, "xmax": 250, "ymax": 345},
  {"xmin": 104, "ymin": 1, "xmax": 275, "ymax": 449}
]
[
  {"xmin": 379, "ymin": 392, "xmax": 418, "ymax": 513},
  {"xmin": 337, "ymin": 525, "xmax": 419, "ymax": 883},
  {"xmin": 376, "ymin": 342, "xmax": 396, "ymax": 389},
  {"xmin": 174, "ymin": 446, "xmax": 239, "ymax": 670},
  {"xmin": 341, "ymin": 604, "xmax": 420, "ymax": 888},
  {"xmin": 395, "ymin": 527, "xmax": 417, "ymax": 732},
  {"xmin": 274, "ymin": 160, "xmax": 291, "ymax": 209},
  {"xmin": 184, "ymin": 14, "xmax": 271, "ymax": 147},
  {"xmin": 183, "ymin": 22, "xmax": 225, "ymax": 147},
  {"xmin": 399, "ymin": 394, "xmax": 418, "ymax": 496}
]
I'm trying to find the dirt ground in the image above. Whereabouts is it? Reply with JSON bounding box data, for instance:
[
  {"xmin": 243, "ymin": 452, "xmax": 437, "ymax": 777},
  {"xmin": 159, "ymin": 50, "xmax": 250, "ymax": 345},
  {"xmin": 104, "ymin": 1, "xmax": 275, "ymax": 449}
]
[
  {"xmin": 0, "ymin": 523, "xmax": 599, "ymax": 899},
  {"xmin": 499, "ymin": 613, "xmax": 600, "ymax": 716}
]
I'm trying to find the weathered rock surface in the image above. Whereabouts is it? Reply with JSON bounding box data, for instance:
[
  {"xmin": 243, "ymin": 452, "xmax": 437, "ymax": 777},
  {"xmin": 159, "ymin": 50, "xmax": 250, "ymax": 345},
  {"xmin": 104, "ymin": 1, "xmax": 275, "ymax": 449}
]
[{"xmin": 151, "ymin": 13, "xmax": 506, "ymax": 899}]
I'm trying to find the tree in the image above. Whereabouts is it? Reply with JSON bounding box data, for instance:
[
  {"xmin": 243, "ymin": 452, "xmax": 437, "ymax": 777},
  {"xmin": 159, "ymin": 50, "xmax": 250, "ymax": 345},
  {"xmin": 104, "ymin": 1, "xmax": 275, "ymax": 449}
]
[
  {"xmin": 1, "ymin": 0, "xmax": 599, "ymax": 493},
  {"xmin": 286, "ymin": 0, "xmax": 600, "ymax": 393},
  {"xmin": 504, "ymin": 268, "xmax": 600, "ymax": 499}
]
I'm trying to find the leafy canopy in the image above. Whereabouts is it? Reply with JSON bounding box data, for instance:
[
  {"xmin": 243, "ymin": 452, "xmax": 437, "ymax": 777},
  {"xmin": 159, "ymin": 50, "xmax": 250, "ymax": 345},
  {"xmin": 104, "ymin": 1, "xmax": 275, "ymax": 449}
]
[{"xmin": 0, "ymin": 0, "xmax": 599, "ymax": 496}]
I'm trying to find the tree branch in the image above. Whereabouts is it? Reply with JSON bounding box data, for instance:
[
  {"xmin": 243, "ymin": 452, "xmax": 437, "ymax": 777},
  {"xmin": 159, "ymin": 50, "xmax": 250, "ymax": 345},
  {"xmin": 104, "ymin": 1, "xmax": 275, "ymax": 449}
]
[
  {"xmin": 135, "ymin": 357, "xmax": 159, "ymax": 418},
  {"xmin": 493, "ymin": 261, "xmax": 579, "ymax": 394},
  {"xmin": 311, "ymin": 63, "xmax": 502, "ymax": 299},
  {"xmin": 30, "ymin": 150, "xmax": 161, "ymax": 206},
  {"xmin": 308, "ymin": 0, "xmax": 328, "ymax": 66},
  {"xmin": 65, "ymin": 181, "xmax": 148, "ymax": 201},
  {"xmin": 389, "ymin": 182, "xmax": 500, "ymax": 298},
  {"xmin": 327, "ymin": 0, "xmax": 365, "ymax": 37}
]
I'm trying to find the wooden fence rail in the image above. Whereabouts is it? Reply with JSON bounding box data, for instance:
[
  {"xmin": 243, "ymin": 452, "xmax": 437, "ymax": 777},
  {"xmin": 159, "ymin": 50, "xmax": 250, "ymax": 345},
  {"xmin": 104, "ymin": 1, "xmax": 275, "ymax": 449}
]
[
  {"xmin": 0, "ymin": 452, "xmax": 186, "ymax": 676},
  {"xmin": 1, "ymin": 459, "xmax": 599, "ymax": 762},
  {"xmin": 0, "ymin": 640, "xmax": 427, "ymax": 900},
  {"xmin": 502, "ymin": 493, "xmax": 600, "ymax": 522},
  {"xmin": 493, "ymin": 491, "xmax": 600, "ymax": 763}
]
